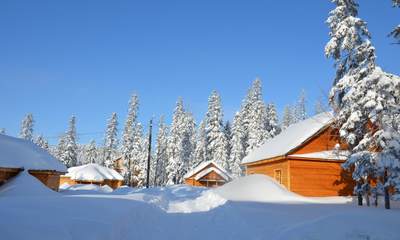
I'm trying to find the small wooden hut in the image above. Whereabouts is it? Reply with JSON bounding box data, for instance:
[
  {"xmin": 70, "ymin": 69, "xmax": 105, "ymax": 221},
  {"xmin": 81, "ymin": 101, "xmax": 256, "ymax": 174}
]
[
  {"xmin": 60, "ymin": 163, "xmax": 124, "ymax": 189},
  {"xmin": 184, "ymin": 161, "xmax": 232, "ymax": 187},
  {"xmin": 242, "ymin": 112, "xmax": 355, "ymax": 197},
  {"xmin": 0, "ymin": 134, "xmax": 67, "ymax": 191}
]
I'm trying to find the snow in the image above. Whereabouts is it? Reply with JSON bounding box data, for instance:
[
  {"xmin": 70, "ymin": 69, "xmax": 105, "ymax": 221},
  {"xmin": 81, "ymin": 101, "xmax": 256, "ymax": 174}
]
[
  {"xmin": 1, "ymin": 172, "xmax": 400, "ymax": 240},
  {"xmin": 60, "ymin": 183, "xmax": 114, "ymax": 194},
  {"xmin": 0, "ymin": 170, "xmax": 59, "ymax": 197},
  {"xmin": 0, "ymin": 134, "xmax": 67, "ymax": 172},
  {"xmin": 66, "ymin": 163, "xmax": 124, "ymax": 181},
  {"xmin": 215, "ymin": 174, "xmax": 311, "ymax": 203},
  {"xmin": 242, "ymin": 112, "xmax": 334, "ymax": 164},
  {"xmin": 289, "ymin": 150, "xmax": 350, "ymax": 161},
  {"xmin": 184, "ymin": 160, "xmax": 231, "ymax": 180}
]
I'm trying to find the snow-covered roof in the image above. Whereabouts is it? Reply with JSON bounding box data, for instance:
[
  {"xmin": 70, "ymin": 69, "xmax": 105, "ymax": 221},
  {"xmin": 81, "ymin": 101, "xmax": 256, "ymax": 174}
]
[
  {"xmin": 184, "ymin": 161, "xmax": 231, "ymax": 180},
  {"xmin": 242, "ymin": 112, "xmax": 334, "ymax": 164},
  {"xmin": 0, "ymin": 134, "xmax": 67, "ymax": 172},
  {"xmin": 194, "ymin": 167, "xmax": 231, "ymax": 181},
  {"xmin": 289, "ymin": 150, "xmax": 349, "ymax": 161},
  {"xmin": 66, "ymin": 163, "xmax": 124, "ymax": 182}
]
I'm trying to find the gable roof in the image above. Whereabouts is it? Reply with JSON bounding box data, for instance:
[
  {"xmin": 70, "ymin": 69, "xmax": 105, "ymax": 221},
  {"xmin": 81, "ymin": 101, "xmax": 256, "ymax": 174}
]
[
  {"xmin": 242, "ymin": 112, "xmax": 334, "ymax": 165},
  {"xmin": 66, "ymin": 163, "xmax": 124, "ymax": 181},
  {"xmin": 184, "ymin": 160, "xmax": 231, "ymax": 180},
  {"xmin": 0, "ymin": 134, "xmax": 67, "ymax": 172}
]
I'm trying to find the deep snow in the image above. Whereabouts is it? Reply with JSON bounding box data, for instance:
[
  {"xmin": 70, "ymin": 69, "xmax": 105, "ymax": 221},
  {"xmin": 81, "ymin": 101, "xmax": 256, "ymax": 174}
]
[
  {"xmin": 66, "ymin": 163, "xmax": 124, "ymax": 181},
  {"xmin": 0, "ymin": 173, "xmax": 399, "ymax": 240}
]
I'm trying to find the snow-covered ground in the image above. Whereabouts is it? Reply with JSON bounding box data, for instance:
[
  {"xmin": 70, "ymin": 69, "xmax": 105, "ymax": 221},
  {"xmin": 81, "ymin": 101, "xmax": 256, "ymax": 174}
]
[{"xmin": 0, "ymin": 173, "xmax": 399, "ymax": 240}]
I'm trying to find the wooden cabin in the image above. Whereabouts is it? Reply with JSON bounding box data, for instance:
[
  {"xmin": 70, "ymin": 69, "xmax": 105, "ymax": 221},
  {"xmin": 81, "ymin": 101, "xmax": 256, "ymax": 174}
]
[
  {"xmin": 242, "ymin": 112, "xmax": 355, "ymax": 197},
  {"xmin": 60, "ymin": 163, "xmax": 124, "ymax": 189},
  {"xmin": 184, "ymin": 161, "xmax": 232, "ymax": 188},
  {"xmin": 0, "ymin": 134, "xmax": 67, "ymax": 191}
]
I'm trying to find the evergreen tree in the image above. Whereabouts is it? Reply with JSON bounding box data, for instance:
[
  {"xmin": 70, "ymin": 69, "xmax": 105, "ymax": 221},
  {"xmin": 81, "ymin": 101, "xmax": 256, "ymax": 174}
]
[
  {"xmin": 205, "ymin": 91, "xmax": 228, "ymax": 169},
  {"xmin": 193, "ymin": 120, "xmax": 207, "ymax": 167},
  {"xmin": 326, "ymin": 0, "xmax": 400, "ymax": 209},
  {"xmin": 229, "ymin": 112, "xmax": 245, "ymax": 178},
  {"xmin": 56, "ymin": 134, "xmax": 67, "ymax": 164},
  {"xmin": 86, "ymin": 140, "xmax": 98, "ymax": 164},
  {"xmin": 224, "ymin": 120, "xmax": 232, "ymax": 161},
  {"xmin": 154, "ymin": 116, "xmax": 169, "ymax": 186},
  {"xmin": 62, "ymin": 116, "xmax": 78, "ymax": 168},
  {"xmin": 389, "ymin": 0, "xmax": 400, "ymax": 43},
  {"xmin": 121, "ymin": 94, "xmax": 140, "ymax": 186},
  {"xmin": 266, "ymin": 103, "xmax": 281, "ymax": 137},
  {"xmin": 294, "ymin": 89, "xmax": 307, "ymax": 123},
  {"xmin": 103, "ymin": 112, "xmax": 119, "ymax": 168},
  {"xmin": 314, "ymin": 98, "xmax": 326, "ymax": 115},
  {"xmin": 181, "ymin": 112, "xmax": 196, "ymax": 177},
  {"xmin": 281, "ymin": 105, "xmax": 295, "ymax": 130},
  {"xmin": 35, "ymin": 135, "xmax": 49, "ymax": 150},
  {"xmin": 166, "ymin": 98, "xmax": 187, "ymax": 184},
  {"xmin": 20, "ymin": 113, "xmax": 34, "ymax": 141}
]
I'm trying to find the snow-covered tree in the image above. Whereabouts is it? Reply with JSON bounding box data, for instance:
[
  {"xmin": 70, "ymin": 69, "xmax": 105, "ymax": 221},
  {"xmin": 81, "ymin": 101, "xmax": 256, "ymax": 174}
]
[
  {"xmin": 20, "ymin": 113, "xmax": 34, "ymax": 141},
  {"xmin": 0, "ymin": 128, "xmax": 5, "ymax": 135},
  {"xmin": 193, "ymin": 120, "xmax": 207, "ymax": 167},
  {"xmin": 294, "ymin": 89, "xmax": 307, "ymax": 123},
  {"xmin": 229, "ymin": 112, "xmax": 245, "ymax": 178},
  {"xmin": 205, "ymin": 91, "xmax": 228, "ymax": 169},
  {"xmin": 315, "ymin": 98, "xmax": 326, "ymax": 114},
  {"xmin": 224, "ymin": 120, "xmax": 232, "ymax": 161},
  {"xmin": 389, "ymin": 0, "xmax": 400, "ymax": 43},
  {"xmin": 61, "ymin": 116, "xmax": 78, "ymax": 168},
  {"xmin": 266, "ymin": 103, "xmax": 281, "ymax": 137},
  {"xmin": 86, "ymin": 140, "xmax": 98, "ymax": 164},
  {"xmin": 137, "ymin": 126, "xmax": 148, "ymax": 188},
  {"xmin": 154, "ymin": 116, "xmax": 169, "ymax": 186},
  {"xmin": 103, "ymin": 112, "xmax": 119, "ymax": 168},
  {"xmin": 35, "ymin": 135, "xmax": 49, "ymax": 150},
  {"xmin": 166, "ymin": 98, "xmax": 195, "ymax": 184},
  {"xmin": 121, "ymin": 94, "xmax": 140, "ymax": 186},
  {"xmin": 281, "ymin": 105, "xmax": 295, "ymax": 130},
  {"xmin": 326, "ymin": 0, "xmax": 400, "ymax": 209}
]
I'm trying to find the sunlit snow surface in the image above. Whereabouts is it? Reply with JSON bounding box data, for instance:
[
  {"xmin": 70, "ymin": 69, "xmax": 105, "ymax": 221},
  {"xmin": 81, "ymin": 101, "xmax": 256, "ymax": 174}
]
[{"xmin": 0, "ymin": 173, "xmax": 399, "ymax": 240}]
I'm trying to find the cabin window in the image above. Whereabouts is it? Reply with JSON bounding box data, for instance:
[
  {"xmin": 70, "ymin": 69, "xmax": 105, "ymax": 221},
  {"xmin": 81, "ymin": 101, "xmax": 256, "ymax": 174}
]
[{"xmin": 274, "ymin": 169, "xmax": 282, "ymax": 184}]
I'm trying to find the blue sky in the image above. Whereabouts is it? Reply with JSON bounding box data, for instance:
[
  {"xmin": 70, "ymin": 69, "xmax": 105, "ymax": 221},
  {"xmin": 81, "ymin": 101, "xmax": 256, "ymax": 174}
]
[{"xmin": 0, "ymin": 0, "xmax": 399, "ymax": 144}]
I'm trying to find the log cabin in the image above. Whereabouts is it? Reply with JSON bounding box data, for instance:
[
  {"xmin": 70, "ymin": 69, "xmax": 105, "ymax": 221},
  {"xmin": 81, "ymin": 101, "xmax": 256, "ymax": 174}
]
[
  {"xmin": 0, "ymin": 134, "xmax": 67, "ymax": 191},
  {"xmin": 60, "ymin": 163, "xmax": 124, "ymax": 189},
  {"xmin": 184, "ymin": 161, "xmax": 232, "ymax": 187},
  {"xmin": 241, "ymin": 112, "xmax": 355, "ymax": 197}
]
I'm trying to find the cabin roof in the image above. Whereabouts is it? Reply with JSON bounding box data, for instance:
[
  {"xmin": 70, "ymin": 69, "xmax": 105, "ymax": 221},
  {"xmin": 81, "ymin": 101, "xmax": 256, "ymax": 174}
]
[
  {"xmin": 66, "ymin": 163, "xmax": 124, "ymax": 181},
  {"xmin": 288, "ymin": 150, "xmax": 349, "ymax": 161},
  {"xmin": 184, "ymin": 160, "xmax": 231, "ymax": 180},
  {"xmin": 242, "ymin": 112, "xmax": 334, "ymax": 165},
  {"xmin": 0, "ymin": 134, "xmax": 67, "ymax": 172}
]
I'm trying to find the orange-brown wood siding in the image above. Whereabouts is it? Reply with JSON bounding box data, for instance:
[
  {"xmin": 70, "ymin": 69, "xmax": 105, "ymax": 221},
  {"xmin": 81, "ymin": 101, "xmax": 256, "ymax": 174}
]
[
  {"xmin": 29, "ymin": 170, "xmax": 63, "ymax": 192},
  {"xmin": 184, "ymin": 163, "xmax": 228, "ymax": 188},
  {"xmin": 291, "ymin": 126, "xmax": 347, "ymax": 155},
  {"xmin": 288, "ymin": 158, "xmax": 354, "ymax": 196},
  {"xmin": 0, "ymin": 168, "xmax": 22, "ymax": 186},
  {"xmin": 246, "ymin": 160, "xmax": 290, "ymax": 189}
]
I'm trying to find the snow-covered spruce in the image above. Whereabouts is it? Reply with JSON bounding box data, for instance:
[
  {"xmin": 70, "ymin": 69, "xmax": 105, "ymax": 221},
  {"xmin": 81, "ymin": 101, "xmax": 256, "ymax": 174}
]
[
  {"xmin": 103, "ymin": 112, "xmax": 118, "ymax": 168},
  {"xmin": 19, "ymin": 113, "xmax": 34, "ymax": 141}
]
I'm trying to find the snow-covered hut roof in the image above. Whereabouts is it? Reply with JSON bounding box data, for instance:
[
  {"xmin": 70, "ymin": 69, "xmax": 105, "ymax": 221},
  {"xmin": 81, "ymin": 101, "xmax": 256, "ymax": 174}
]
[
  {"xmin": 0, "ymin": 134, "xmax": 67, "ymax": 172},
  {"xmin": 289, "ymin": 150, "xmax": 349, "ymax": 161},
  {"xmin": 184, "ymin": 161, "xmax": 231, "ymax": 181},
  {"xmin": 242, "ymin": 112, "xmax": 334, "ymax": 165},
  {"xmin": 66, "ymin": 163, "xmax": 124, "ymax": 182}
]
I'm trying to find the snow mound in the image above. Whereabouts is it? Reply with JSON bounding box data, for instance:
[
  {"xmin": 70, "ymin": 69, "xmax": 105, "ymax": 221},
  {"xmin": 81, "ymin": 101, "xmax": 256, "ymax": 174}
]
[
  {"xmin": 167, "ymin": 190, "xmax": 227, "ymax": 213},
  {"xmin": 0, "ymin": 134, "xmax": 66, "ymax": 172},
  {"xmin": 214, "ymin": 174, "xmax": 310, "ymax": 203},
  {"xmin": 0, "ymin": 171, "xmax": 59, "ymax": 197},
  {"xmin": 60, "ymin": 184, "xmax": 113, "ymax": 194},
  {"xmin": 66, "ymin": 163, "xmax": 123, "ymax": 181}
]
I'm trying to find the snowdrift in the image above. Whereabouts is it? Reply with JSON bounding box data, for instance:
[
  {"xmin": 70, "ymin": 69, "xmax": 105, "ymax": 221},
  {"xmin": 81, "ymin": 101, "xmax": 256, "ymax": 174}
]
[
  {"xmin": 0, "ymin": 171, "xmax": 59, "ymax": 197},
  {"xmin": 214, "ymin": 174, "xmax": 310, "ymax": 203},
  {"xmin": 60, "ymin": 183, "xmax": 114, "ymax": 194},
  {"xmin": 66, "ymin": 163, "xmax": 123, "ymax": 181}
]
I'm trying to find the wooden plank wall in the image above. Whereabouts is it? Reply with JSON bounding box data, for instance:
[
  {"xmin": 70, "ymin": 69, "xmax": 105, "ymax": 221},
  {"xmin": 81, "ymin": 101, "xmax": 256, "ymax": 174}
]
[
  {"xmin": 246, "ymin": 160, "xmax": 290, "ymax": 189},
  {"xmin": 292, "ymin": 126, "xmax": 347, "ymax": 154},
  {"xmin": 289, "ymin": 159, "xmax": 354, "ymax": 196}
]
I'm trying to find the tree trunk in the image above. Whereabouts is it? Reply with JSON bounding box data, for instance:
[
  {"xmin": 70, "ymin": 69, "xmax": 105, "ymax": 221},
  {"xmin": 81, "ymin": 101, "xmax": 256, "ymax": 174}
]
[
  {"xmin": 357, "ymin": 182, "xmax": 363, "ymax": 206},
  {"xmin": 384, "ymin": 170, "xmax": 390, "ymax": 209}
]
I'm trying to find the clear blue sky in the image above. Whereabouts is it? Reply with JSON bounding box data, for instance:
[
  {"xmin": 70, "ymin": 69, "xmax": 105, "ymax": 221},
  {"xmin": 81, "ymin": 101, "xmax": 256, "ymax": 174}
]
[{"xmin": 0, "ymin": 0, "xmax": 399, "ymax": 144}]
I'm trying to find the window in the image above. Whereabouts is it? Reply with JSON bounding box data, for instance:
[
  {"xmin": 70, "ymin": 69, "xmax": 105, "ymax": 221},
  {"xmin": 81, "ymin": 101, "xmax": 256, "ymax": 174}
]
[{"xmin": 274, "ymin": 169, "xmax": 282, "ymax": 184}]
